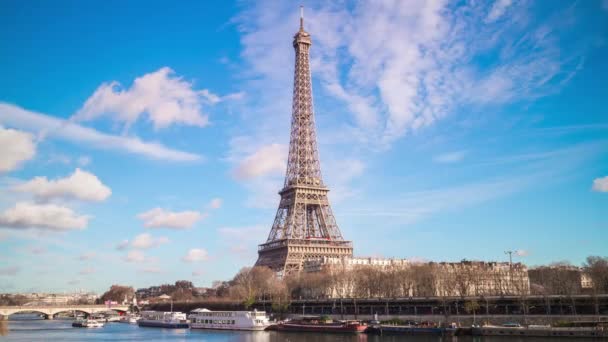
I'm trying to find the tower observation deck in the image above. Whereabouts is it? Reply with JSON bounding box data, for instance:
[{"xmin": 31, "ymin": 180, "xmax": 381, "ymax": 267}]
[{"xmin": 255, "ymin": 7, "xmax": 353, "ymax": 275}]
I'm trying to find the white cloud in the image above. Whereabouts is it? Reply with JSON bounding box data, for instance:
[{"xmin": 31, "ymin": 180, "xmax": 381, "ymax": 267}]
[
  {"xmin": 77, "ymin": 156, "xmax": 91, "ymax": 166},
  {"xmin": 182, "ymin": 248, "xmax": 209, "ymax": 262},
  {"xmin": 515, "ymin": 249, "xmax": 529, "ymax": 257},
  {"xmin": 433, "ymin": 150, "xmax": 467, "ymax": 163},
  {"xmin": 234, "ymin": 1, "xmax": 583, "ymax": 147},
  {"xmin": 28, "ymin": 246, "xmax": 47, "ymax": 255},
  {"xmin": 0, "ymin": 126, "xmax": 36, "ymax": 173},
  {"xmin": 73, "ymin": 67, "xmax": 238, "ymax": 130},
  {"xmin": 592, "ymin": 176, "xmax": 608, "ymax": 192},
  {"xmin": 192, "ymin": 270, "xmax": 204, "ymax": 277},
  {"xmin": 137, "ymin": 208, "xmax": 204, "ymax": 229},
  {"xmin": 0, "ymin": 267, "xmax": 20, "ymax": 276},
  {"xmin": 78, "ymin": 252, "xmax": 96, "ymax": 261},
  {"xmin": 323, "ymin": 158, "xmax": 366, "ymax": 203},
  {"xmin": 208, "ymin": 198, "xmax": 223, "ymax": 209},
  {"xmin": 115, "ymin": 239, "xmax": 129, "ymax": 251},
  {"xmin": 218, "ymin": 225, "xmax": 268, "ymax": 260},
  {"xmin": 342, "ymin": 176, "xmax": 533, "ymax": 225},
  {"xmin": 0, "ymin": 202, "xmax": 88, "ymax": 231},
  {"xmin": 78, "ymin": 267, "xmax": 96, "ymax": 275},
  {"xmin": 131, "ymin": 233, "xmax": 169, "ymax": 249},
  {"xmin": 233, "ymin": 144, "xmax": 287, "ymax": 180},
  {"xmin": 14, "ymin": 168, "xmax": 111, "ymax": 202},
  {"xmin": 124, "ymin": 250, "xmax": 146, "ymax": 263},
  {"xmin": 140, "ymin": 266, "xmax": 163, "ymax": 273},
  {"xmin": 0, "ymin": 103, "xmax": 201, "ymax": 162},
  {"xmin": 485, "ymin": 0, "xmax": 513, "ymax": 23}
]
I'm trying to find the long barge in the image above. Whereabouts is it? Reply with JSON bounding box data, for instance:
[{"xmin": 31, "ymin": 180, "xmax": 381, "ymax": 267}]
[
  {"xmin": 369, "ymin": 324, "xmax": 456, "ymax": 336},
  {"xmin": 276, "ymin": 317, "xmax": 366, "ymax": 333},
  {"xmin": 137, "ymin": 311, "xmax": 189, "ymax": 329},
  {"xmin": 473, "ymin": 324, "xmax": 608, "ymax": 338}
]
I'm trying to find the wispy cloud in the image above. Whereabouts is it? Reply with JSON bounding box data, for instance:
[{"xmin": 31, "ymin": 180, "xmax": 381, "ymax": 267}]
[
  {"xmin": 207, "ymin": 198, "xmax": 223, "ymax": 210},
  {"xmin": 0, "ymin": 103, "xmax": 201, "ymax": 162},
  {"xmin": 433, "ymin": 150, "xmax": 467, "ymax": 163},
  {"xmin": 131, "ymin": 233, "xmax": 169, "ymax": 249},
  {"xmin": 232, "ymin": 144, "xmax": 286, "ymax": 180},
  {"xmin": 78, "ymin": 252, "xmax": 96, "ymax": 261},
  {"xmin": 0, "ymin": 266, "xmax": 20, "ymax": 276},
  {"xmin": 592, "ymin": 176, "xmax": 608, "ymax": 192},
  {"xmin": 343, "ymin": 176, "xmax": 532, "ymax": 225},
  {"xmin": 218, "ymin": 225, "xmax": 267, "ymax": 261},
  {"xmin": 137, "ymin": 208, "xmax": 204, "ymax": 229},
  {"xmin": 78, "ymin": 267, "xmax": 96, "ymax": 275},
  {"xmin": 344, "ymin": 141, "xmax": 605, "ymax": 225},
  {"xmin": 233, "ymin": 1, "xmax": 586, "ymax": 148},
  {"xmin": 182, "ymin": 248, "xmax": 209, "ymax": 262},
  {"xmin": 0, "ymin": 126, "xmax": 36, "ymax": 173}
]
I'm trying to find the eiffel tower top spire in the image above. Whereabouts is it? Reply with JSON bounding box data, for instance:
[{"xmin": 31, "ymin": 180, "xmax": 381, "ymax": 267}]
[
  {"xmin": 285, "ymin": 5, "xmax": 321, "ymax": 189},
  {"xmin": 299, "ymin": 5, "xmax": 304, "ymax": 31}
]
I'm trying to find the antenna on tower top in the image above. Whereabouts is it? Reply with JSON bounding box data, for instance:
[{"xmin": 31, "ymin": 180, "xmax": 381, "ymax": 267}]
[{"xmin": 300, "ymin": 5, "xmax": 304, "ymax": 30}]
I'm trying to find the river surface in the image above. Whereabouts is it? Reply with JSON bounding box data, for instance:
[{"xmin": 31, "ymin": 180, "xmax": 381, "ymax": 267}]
[{"xmin": 0, "ymin": 318, "xmax": 597, "ymax": 341}]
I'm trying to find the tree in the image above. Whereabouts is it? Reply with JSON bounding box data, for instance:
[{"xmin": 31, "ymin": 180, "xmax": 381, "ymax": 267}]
[
  {"xmin": 583, "ymin": 256, "xmax": 608, "ymax": 294},
  {"xmin": 230, "ymin": 266, "xmax": 279, "ymax": 307},
  {"xmin": 100, "ymin": 285, "xmax": 134, "ymax": 303},
  {"xmin": 583, "ymin": 256, "xmax": 608, "ymax": 315},
  {"xmin": 464, "ymin": 300, "xmax": 480, "ymax": 325}
]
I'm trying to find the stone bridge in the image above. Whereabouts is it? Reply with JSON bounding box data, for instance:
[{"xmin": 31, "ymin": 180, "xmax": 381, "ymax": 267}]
[{"xmin": 0, "ymin": 305, "xmax": 129, "ymax": 320}]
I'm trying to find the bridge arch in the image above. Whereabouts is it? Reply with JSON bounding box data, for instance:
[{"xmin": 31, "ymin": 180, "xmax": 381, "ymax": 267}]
[
  {"xmin": 0, "ymin": 305, "xmax": 130, "ymax": 320},
  {"xmin": 3, "ymin": 309, "xmax": 51, "ymax": 320}
]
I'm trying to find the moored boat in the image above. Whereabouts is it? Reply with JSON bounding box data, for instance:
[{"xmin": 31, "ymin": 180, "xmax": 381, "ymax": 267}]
[
  {"xmin": 189, "ymin": 308, "xmax": 270, "ymax": 331},
  {"xmin": 373, "ymin": 324, "xmax": 456, "ymax": 336},
  {"xmin": 137, "ymin": 311, "xmax": 189, "ymax": 328},
  {"xmin": 276, "ymin": 316, "xmax": 366, "ymax": 333},
  {"xmin": 119, "ymin": 313, "xmax": 141, "ymax": 324},
  {"xmin": 472, "ymin": 323, "xmax": 608, "ymax": 338},
  {"xmin": 72, "ymin": 319, "xmax": 105, "ymax": 328}
]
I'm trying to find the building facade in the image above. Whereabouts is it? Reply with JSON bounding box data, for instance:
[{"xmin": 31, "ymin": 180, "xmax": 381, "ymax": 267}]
[{"xmin": 304, "ymin": 256, "xmax": 530, "ymax": 298}]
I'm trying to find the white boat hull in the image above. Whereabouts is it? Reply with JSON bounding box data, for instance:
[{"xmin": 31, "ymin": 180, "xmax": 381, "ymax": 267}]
[{"xmin": 190, "ymin": 323, "xmax": 269, "ymax": 331}]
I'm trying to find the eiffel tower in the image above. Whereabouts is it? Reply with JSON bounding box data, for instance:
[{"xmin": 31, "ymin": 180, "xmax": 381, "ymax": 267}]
[{"xmin": 255, "ymin": 8, "xmax": 353, "ymax": 275}]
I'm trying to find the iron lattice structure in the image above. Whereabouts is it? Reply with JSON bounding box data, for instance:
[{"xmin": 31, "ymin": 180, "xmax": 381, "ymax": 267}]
[{"xmin": 255, "ymin": 10, "xmax": 353, "ymax": 275}]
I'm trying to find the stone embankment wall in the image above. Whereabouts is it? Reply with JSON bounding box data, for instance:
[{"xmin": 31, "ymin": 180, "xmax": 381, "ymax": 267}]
[{"xmin": 291, "ymin": 314, "xmax": 608, "ymax": 326}]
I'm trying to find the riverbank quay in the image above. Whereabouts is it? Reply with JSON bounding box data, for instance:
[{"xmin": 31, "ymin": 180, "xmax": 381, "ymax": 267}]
[{"xmin": 145, "ymin": 294, "xmax": 608, "ymax": 318}]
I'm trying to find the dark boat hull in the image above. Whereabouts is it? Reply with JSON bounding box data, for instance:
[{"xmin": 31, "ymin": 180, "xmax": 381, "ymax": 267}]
[
  {"xmin": 137, "ymin": 321, "xmax": 189, "ymax": 329},
  {"xmin": 276, "ymin": 323, "xmax": 366, "ymax": 333},
  {"xmin": 373, "ymin": 325, "xmax": 456, "ymax": 336}
]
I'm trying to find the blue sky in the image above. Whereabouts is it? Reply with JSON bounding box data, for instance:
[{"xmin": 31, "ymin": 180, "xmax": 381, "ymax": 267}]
[{"xmin": 0, "ymin": 0, "xmax": 607, "ymax": 293}]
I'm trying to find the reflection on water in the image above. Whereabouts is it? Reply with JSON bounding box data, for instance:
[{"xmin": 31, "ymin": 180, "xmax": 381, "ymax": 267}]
[
  {"xmin": 1, "ymin": 318, "xmax": 604, "ymax": 342},
  {"xmin": 0, "ymin": 320, "xmax": 8, "ymax": 336}
]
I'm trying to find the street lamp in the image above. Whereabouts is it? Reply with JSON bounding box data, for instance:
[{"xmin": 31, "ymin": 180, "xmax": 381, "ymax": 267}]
[{"xmin": 504, "ymin": 250, "xmax": 514, "ymax": 266}]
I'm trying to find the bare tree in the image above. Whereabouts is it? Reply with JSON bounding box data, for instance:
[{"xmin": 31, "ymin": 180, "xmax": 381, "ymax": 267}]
[{"xmin": 583, "ymin": 256, "xmax": 608, "ymax": 315}]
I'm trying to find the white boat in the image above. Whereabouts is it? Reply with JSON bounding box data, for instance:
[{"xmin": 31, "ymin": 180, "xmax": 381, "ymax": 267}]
[
  {"xmin": 189, "ymin": 308, "xmax": 271, "ymax": 331},
  {"xmin": 119, "ymin": 314, "xmax": 141, "ymax": 324},
  {"xmin": 72, "ymin": 319, "xmax": 105, "ymax": 328},
  {"xmin": 105, "ymin": 314, "xmax": 121, "ymax": 322},
  {"xmin": 137, "ymin": 311, "xmax": 189, "ymax": 328}
]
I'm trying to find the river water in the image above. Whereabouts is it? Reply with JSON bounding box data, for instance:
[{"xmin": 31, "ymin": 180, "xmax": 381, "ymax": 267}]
[{"xmin": 0, "ymin": 318, "xmax": 598, "ymax": 341}]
